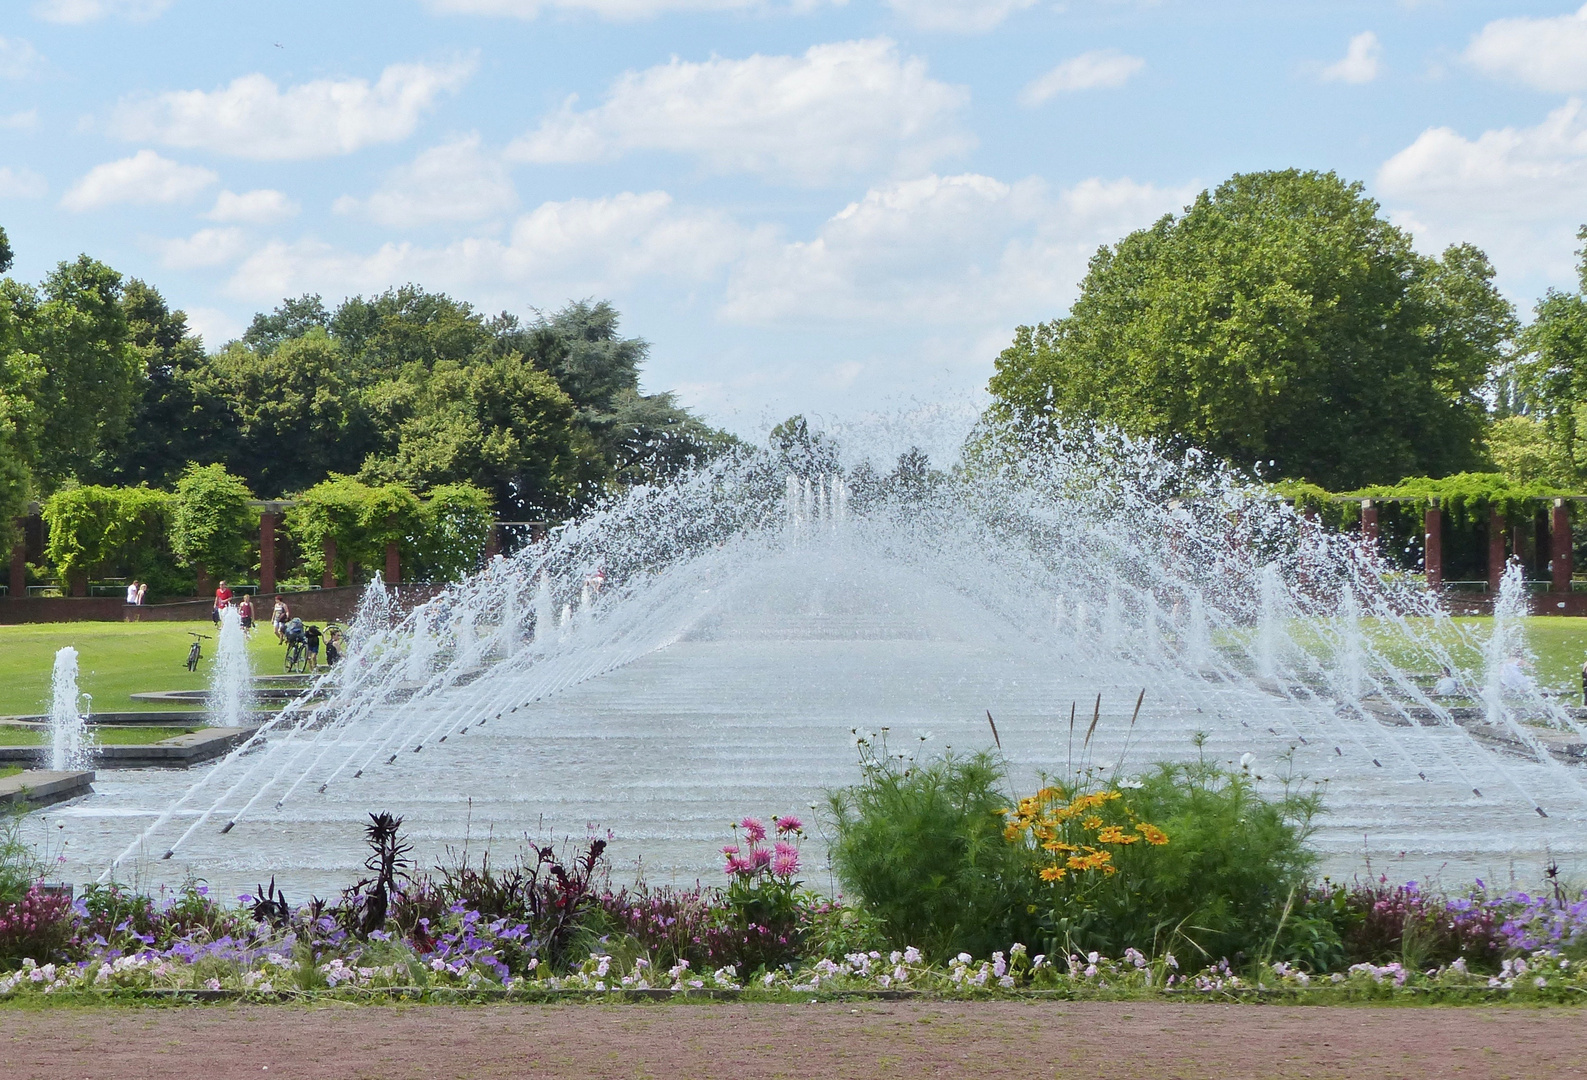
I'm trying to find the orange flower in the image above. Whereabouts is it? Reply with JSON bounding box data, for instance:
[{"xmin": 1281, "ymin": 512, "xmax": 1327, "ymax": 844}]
[
  {"xmin": 1137, "ymin": 823, "xmax": 1169, "ymax": 846},
  {"xmin": 1040, "ymin": 865, "xmax": 1066, "ymax": 882},
  {"xmin": 1095, "ymin": 825, "xmax": 1138, "ymax": 845}
]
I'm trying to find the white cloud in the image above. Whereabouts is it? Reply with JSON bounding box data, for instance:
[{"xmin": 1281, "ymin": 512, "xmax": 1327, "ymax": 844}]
[
  {"xmin": 110, "ymin": 59, "xmax": 475, "ymax": 160},
  {"xmin": 60, "ymin": 150, "xmax": 217, "ymax": 211},
  {"xmin": 0, "ymin": 110, "xmax": 38, "ymax": 130},
  {"xmin": 205, "ymin": 188, "xmax": 299, "ymax": 224},
  {"xmin": 158, "ymin": 227, "xmax": 249, "ymax": 270},
  {"xmin": 0, "ymin": 36, "xmax": 43, "ymax": 80},
  {"xmin": 225, "ymin": 190, "xmax": 743, "ymax": 304},
  {"xmin": 334, "ymin": 134, "xmax": 515, "ymax": 226},
  {"xmin": 1466, "ymin": 4, "xmax": 1587, "ymax": 93},
  {"xmin": 1020, "ymin": 50, "xmax": 1145, "ymax": 106},
  {"xmin": 0, "ymin": 167, "xmax": 48, "ymax": 199},
  {"xmin": 182, "ymin": 306, "xmax": 245, "ymax": 349},
  {"xmin": 1377, "ymin": 100, "xmax": 1587, "ymax": 287},
  {"xmin": 722, "ymin": 172, "xmax": 1191, "ymax": 326},
  {"xmin": 1320, "ymin": 32, "xmax": 1381, "ymax": 85},
  {"xmin": 885, "ymin": 0, "xmax": 1037, "ymax": 33},
  {"xmin": 424, "ymin": 0, "xmax": 822, "ymax": 18},
  {"xmin": 33, "ymin": 0, "xmax": 170, "ymax": 22},
  {"xmin": 508, "ymin": 40, "xmax": 969, "ymax": 184}
]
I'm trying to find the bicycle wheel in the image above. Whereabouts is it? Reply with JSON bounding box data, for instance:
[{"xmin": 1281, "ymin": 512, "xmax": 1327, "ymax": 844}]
[{"xmin": 187, "ymin": 646, "xmax": 200, "ymax": 672}]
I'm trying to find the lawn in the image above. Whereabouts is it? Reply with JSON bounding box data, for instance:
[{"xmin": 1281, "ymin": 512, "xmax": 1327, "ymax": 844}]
[
  {"xmin": 0, "ymin": 622, "xmax": 292, "ymax": 717},
  {"xmin": 0, "ymin": 725, "xmax": 199, "ymax": 746}
]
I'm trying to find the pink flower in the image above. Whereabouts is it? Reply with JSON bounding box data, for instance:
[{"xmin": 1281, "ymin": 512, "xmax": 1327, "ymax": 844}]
[
  {"xmin": 725, "ymin": 855, "xmax": 752, "ymax": 875},
  {"xmin": 772, "ymin": 848, "xmax": 800, "ymax": 877},
  {"xmin": 752, "ymin": 846, "xmax": 773, "ymax": 869},
  {"xmin": 775, "ymin": 815, "xmax": 803, "ymax": 834},
  {"xmin": 721, "ymin": 845, "xmax": 740, "ymax": 857},
  {"xmin": 740, "ymin": 818, "xmax": 767, "ymax": 843}
]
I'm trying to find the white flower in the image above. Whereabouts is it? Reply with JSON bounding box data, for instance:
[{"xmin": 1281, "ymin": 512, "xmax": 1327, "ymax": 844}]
[{"xmin": 903, "ymin": 947, "xmax": 922, "ymax": 964}]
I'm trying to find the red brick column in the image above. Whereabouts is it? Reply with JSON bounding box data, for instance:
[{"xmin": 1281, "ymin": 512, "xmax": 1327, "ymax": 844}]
[
  {"xmin": 1360, "ymin": 499, "xmax": 1379, "ymax": 550},
  {"xmin": 8, "ymin": 519, "xmax": 24, "ymax": 598},
  {"xmin": 1424, "ymin": 501, "xmax": 1443, "ymax": 588},
  {"xmin": 1488, "ymin": 507, "xmax": 1507, "ymax": 592},
  {"xmin": 484, "ymin": 523, "xmax": 499, "ymax": 560},
  {"xmin": 1552, "ymin": 498, "xmax": 1573, "ymax": 593},
  {"xmin": 321, "ymin": 536, "xmax": 337, "ymax": 589},
  {"xmin": 385, "ymin": 540, "xmax": 400, "ymax": 585},
  {"xmin": 259, "ymin": 511, "xmax": 277, "ymax": 597}
]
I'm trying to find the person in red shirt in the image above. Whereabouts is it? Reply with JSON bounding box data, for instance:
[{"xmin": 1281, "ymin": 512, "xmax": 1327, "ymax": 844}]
[{"xmin": 212, "ymin": 580, "xmax": 232, "ymax": 625}]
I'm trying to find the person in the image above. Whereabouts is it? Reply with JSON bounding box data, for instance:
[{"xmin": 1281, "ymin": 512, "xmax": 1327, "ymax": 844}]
[
  {"xmin": 125, "ymin": 580, "xmax": 139, "ymax": 605},
  {"xmin": 135, "ymin": 581, "xmax": 147, "ymax": 605},
  {"xmin": 303, "ymin": 623, "xmax": 323, "ymax": 670},
  {"xmin": 237, "ymin": 594, "xmax": 255, "ymax": 634},
  {"xmin": 324, "ymin": 625, "xmax": 342, "ymax": 667},
  {"xmin": 1580, "ymin": 654, "xmax": 1587, "ymax": 708},
  {"xmin": 272, "ymin": 598, "xmax": 290, "ymax": 643},
  {"xmin": 212, "ymin": 580, "xmax": 232, "ymax": 625},
  {"xmin": 1434, "ymin": 666, "xmax": 1459, "ymax": 697}
]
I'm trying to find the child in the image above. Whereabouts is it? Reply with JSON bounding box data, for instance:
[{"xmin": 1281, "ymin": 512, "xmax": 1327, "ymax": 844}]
[{"xmin": 324, "ymin": 625, "xmax": 342, "ymax": 667}]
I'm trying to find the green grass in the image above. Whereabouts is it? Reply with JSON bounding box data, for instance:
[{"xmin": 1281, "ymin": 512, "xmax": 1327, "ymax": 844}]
[
  {"xmin": 0, "ymin": 622, "xmax": 290, "ymax": 717},
  {"xmin": 0, "ymin": 726, "xmax": 199, "ymax": 747}
]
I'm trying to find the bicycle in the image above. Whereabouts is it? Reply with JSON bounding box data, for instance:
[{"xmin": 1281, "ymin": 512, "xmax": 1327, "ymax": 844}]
[
  {"xmin": 284, "ymin": 637, "xmax": 308, "ymax": 674},
  {"xmin": 185, "ymin": 632, "xmax": 210, "ymax": 672}
]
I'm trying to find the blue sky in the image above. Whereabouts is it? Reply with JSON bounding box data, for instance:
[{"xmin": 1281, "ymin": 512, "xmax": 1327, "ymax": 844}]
[{"xmin": 2, "ymin": 1, "xmax": 1586, "ymax": 435}]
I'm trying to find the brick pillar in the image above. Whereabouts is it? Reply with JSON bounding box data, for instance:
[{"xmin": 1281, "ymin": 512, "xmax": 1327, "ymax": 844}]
[
  {"xmin": 1360, "ymin": 499, "xmax": 1379, "ymax": 550},
  {"xmin": 322, "ymin": 536, "xmax": 337, "ymax": 589},
  {"xmin": 1552, "ymin": 498, "xmax": 1573, "ymax": 593},
  {"xmin": 1488, "ymin": 507, "xmax": 1507, "ymax": 592},
  {"xmin": 385, "ymin": 540, "xmax": 400, "ymax": 585},
  {"xmin": 68, "ymin": 571, "xmax": 87, "ymax": 598},
  {"xmin": 484, "ymin": 523, "xmax": 499, "ymax": 560},
  {"xmin": 259, "ymin": 511, "xmax": 277, "ymax": 597},
  {"xmin": 8, "ymin": 520, "xmax": 23, "ymax": 598},
  {"xmin": 195, "ymin": 563, "xmax": 210, "ymax": 598},
  {"xmin": 1424, "ymin": 501, "xmax": 1443, "ymax": 588}
]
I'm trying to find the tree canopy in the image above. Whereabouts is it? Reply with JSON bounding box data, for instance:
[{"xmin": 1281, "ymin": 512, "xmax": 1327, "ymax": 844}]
[
  {"xmin": 988, "ymin": 170, "xmax": 1515, "ymax": 490},
  {"xmin": 1498, "ymin": 227, "xmax": 1587, "ymax": 485}
]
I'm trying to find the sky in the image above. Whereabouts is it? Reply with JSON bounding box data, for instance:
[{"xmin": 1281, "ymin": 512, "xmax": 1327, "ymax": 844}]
[{"xmin": 2, "ymin": 1, "xmax": 1586, "ymax": 437}]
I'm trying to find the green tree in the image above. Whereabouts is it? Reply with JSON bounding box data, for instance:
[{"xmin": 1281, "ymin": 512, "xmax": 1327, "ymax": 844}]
[
  {"xmin": 1508, "ymin": 226, "xmax": 1587, "ymax": 481},
  {"xmin": 40, "ymin": 485, "xmax": 174, "ymax": 594},
  {"xmin": 170, "ymin": 463, "xmax": 255, "ymax": 584},
  {"xmin": 988, "ymin": 170, "xmax": 1515, "ymax": 490},
  {"xmin": 2, "ymin": 256, "xmax": 143, "ymax": 489}
]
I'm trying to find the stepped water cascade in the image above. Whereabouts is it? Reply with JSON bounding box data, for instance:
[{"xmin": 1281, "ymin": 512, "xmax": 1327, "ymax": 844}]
[
  {"xmin": 207, "ymin": 605, "xmax": 253, "ymax": 729},
  {"xmin": 48, "ymin": 646, "xmax": 92, "ymax": 772},
  {"xmin": 28, "ymin": 422, "xmax": 1587, "ymax": 897}
]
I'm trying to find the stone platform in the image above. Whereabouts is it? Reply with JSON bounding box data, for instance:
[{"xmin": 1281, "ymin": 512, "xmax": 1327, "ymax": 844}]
[
  {"xmin": 0, "ymin": 727, "xmax": 255, "ymax": 769},
  {"xmin": 0, "ymin": 769, "xmax": 94, "ymax": 808}
]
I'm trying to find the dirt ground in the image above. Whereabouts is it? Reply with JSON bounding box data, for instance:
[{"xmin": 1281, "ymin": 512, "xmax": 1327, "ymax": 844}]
[{"xmin": 1, "ymin": 1000, "xmax": 1582, "ymax": 1080}]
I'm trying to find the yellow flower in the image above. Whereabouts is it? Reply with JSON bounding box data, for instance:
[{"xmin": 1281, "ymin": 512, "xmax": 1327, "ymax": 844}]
[
  {"xmin": 1095, "ymin": 825, "xmax": 1138, "ymax": 845},
  {"xmin": 1137, "ymin": 823, "xmax": 1169, "ymax": 846},
  {"xmin": 1039, "ymin": 865, "xmax": 1066, "ymax": 882},
  {"xmin": 1040, "ymin": 840, "xmax": 1078, "ymax": 853},
  {"xmin": 1082, "ymin": 815, "xmax": 1104, "ymax": 831},
  {"xmin": 1065, "ymin": 848, "xmax": 1114, "ymax": 872}
]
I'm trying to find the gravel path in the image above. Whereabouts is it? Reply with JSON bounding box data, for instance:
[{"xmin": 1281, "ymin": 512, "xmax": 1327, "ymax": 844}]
[{"xmin": 1, "ymin": 1001, "xmax": 1582, "ymax": 1079}]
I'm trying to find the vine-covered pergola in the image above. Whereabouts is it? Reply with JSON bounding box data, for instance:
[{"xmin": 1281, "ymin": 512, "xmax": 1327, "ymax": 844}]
[{"xmin": 1281, "ymin": 473, "xmax": 1585, "ymax": 594}]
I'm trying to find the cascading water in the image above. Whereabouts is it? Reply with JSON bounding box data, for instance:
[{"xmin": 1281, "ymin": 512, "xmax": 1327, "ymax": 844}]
[
  {"xmin": 207, "ymin": 605, "xmax": 253, "ymax": 728},
  {"xmin": 1485, "ymin": 561, "xmax": 1530, "ymax": 723},
  {"xmin": 40, "ymin": 420, "xmax": 1587, "ymax": 897},
  {"xmin": 48, "ymin": 646, "xmax": 92, "ymax": 771}
]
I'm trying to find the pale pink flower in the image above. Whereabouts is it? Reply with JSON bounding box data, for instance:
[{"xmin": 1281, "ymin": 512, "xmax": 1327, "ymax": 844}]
[{"xmin": 740, "ymin": 817, "xmax": 767, "ymax": 843}]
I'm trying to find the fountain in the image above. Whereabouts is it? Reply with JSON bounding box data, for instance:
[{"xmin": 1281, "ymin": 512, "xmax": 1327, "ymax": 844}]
[
  {"xmin": 21, "ymin": 420, "xmax": 1582, "ymax": 898},
  {"xmin": 47, "ymin": 646, "xmax": 93, "ymax": 771},
  {"xmin": 207, "ymin": 605, "xmax": 252, "ymax": 728}
]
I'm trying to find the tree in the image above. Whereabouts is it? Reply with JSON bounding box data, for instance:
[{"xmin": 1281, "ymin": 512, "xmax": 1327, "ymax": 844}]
[
  {"xmin": 2, "ymin": 256, "xmax": 143, "ymax": 489},
  {"xmin": 988, "ymin": 170, "xmax": 1515, "ymax": 490},
  {"xmin": 169, "ymin": 463, "xmax": 255, "ymax": 584},
  {"xmin": 0, "ymin": 226, "xmax": 11, "ymax": 275},
  {"xmin": 1508, "ymin": 226, "xmax": 1587, "ymax": 481}
]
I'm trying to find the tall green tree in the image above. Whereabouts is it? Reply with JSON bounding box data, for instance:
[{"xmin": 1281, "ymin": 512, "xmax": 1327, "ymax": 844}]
[
  {"xmin": 989, "ymin": 170, "xmax": 1515, "ymax": 489},
  {"xmin": 1507, "ymin": 226, "xmax": 1587, "ymax": 481},
  {"xmin": 1, "ymin": 256, "xmax": 143, "ymax": 490},
  {"xmin": 0, "ymin": 227, "xmax": 36, "ymax": 549}
]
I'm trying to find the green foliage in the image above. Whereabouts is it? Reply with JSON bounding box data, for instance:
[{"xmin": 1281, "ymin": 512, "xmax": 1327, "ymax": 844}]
[
  {"xmin": 1, "ymin": 256, "xmax": 142, "ymax": 490},
  {"xmin": 1073, "ymin": 762, "xmax": 1329, "ymax": 968},
  {"xmin": 989, "ymin": 170, "xmax": 1514, "ymax": 490},
  {"xmin": 1507, "ymin": 226, "xmax": 1587, "ymax": 482},
  {"xmin": 0, "ymin": 810, "xmax": 41, "ymax": 907},
  {"xmin": 1487, "ymin": 415, "xmax": 1571, "ymax": 486},
  {"xmin": 413, "ymin": 483, "xmax": 493, "ymax": 582},
  {"xmin": 169, "ymin": 463, "xmax": 255, "ymax": 580},
  {"xmin": 289, "ymin": 476, "xmax": 492, "ymax": 584},
  {"xmin": 827, "ymin": 742, "xmax": 1037, "ymax": 960},
  {"xmin": 41, "ymin": 484, "xmax": 175, "ymax": 587},
  {"xmin": 0, "ymin": 226, "xmax": 11, "ymax": 276},
  {"xmin": 1339, "ymin": 472, "xmax": 1569, "ymax": 525}
]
